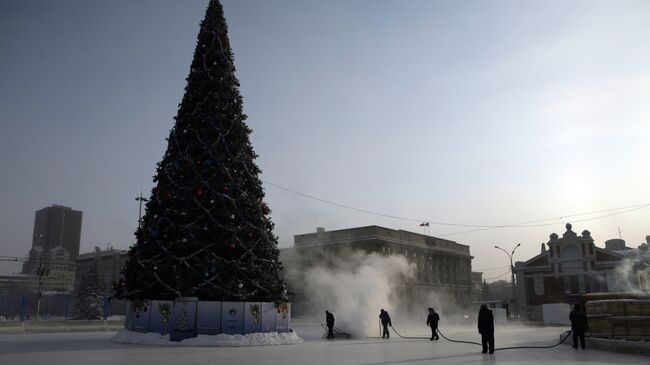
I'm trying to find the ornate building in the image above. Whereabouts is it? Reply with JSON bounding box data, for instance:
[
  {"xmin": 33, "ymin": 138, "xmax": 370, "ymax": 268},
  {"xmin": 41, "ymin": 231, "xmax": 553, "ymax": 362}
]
[{"xmin": 514, "ymin": 223, "xmax": 625, "ymax": 320}]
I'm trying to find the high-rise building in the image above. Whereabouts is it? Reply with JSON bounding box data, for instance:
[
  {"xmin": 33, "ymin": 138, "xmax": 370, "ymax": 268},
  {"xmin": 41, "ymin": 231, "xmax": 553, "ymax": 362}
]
[
  {"xmin": 32, "ymin": 205, "xmax": 82, "ymax": 259},
  {"xmin": 21, "ymin": 205, "xmax": 82, "ymax": 291}
]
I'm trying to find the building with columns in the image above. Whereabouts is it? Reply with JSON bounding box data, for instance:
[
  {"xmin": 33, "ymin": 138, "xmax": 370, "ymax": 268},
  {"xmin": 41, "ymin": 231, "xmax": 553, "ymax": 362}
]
[{"xmin": 280, "ymin": 225, "xmax": 474, "ymax": 315}]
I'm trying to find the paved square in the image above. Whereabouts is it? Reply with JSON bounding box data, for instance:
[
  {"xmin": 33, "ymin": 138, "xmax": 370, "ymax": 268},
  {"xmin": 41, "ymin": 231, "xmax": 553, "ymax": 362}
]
[{"xmin": 0, "ymin": 323, "xmax": 647, "ymax": 365}]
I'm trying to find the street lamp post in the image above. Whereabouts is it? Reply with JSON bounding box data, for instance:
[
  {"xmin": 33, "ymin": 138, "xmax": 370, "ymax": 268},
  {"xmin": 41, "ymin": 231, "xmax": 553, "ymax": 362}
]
[
  {"xmin": 135, "ymin": 194, "xmax": 148, "ymax": 229},
  {"xmin": 35, "ymin": 256, "xmax": 50, "ymax": 321},
  {"xmin": 494, "ymin": 243, "xmax": 521, "ymax": 319}
]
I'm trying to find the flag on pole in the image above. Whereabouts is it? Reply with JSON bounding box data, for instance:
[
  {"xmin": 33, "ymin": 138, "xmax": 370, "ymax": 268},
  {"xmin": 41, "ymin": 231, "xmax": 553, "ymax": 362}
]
[{"xmin": 419, "ymin": 222, "xmax": 430, "ymax": 227}]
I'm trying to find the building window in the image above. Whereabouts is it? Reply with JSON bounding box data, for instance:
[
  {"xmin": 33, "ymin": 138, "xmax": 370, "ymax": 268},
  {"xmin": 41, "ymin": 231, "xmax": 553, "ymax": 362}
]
[
  {"xmin": 564, "ymin": 276, "xmax": 571, "ymax": 293},
  {"xmin": 564, "ymin": 244, "xmax": 580, "ymax": 259}
]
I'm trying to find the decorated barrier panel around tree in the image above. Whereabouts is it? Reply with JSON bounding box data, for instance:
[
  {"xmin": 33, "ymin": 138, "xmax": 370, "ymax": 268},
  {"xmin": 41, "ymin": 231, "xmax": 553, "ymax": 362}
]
[
  {"xmin": 196, "ymin": 301, "xmax": 222, "ymax": 335},
  {"xmin": 125, "ymin": 299, "xmax": 291, "ymax": 341},
  {"xmin": 149, "ymin": 300, "xmax": 173, "ymax": 334}
]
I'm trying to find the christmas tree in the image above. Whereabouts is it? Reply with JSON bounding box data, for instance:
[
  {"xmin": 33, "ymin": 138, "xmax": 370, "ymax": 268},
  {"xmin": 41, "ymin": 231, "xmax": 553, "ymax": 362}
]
[
  {"xmin": 115, "ymin": 0, "xmax": 288, "ymax": 302},
  {"xmin": 74, "ymin": 264, "xmax": 105, "ymax": 319}
]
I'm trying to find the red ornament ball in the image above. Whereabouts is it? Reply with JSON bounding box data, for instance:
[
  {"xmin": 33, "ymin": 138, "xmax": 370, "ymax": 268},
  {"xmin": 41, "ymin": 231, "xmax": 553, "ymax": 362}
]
[{"xmin": 229, "ymin": 243, "xmax": 235, "ymax": 251}]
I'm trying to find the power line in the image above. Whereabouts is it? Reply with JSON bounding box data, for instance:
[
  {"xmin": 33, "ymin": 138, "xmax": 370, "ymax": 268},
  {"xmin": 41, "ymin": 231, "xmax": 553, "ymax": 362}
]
[
  {"xmin": 0, "ymin": 256, "xmax": 127, "ymax": 271},
  {"xmin": 0, "ymin": 256, "xmax": 25, "ymax": 262},
  {"xmin": 263, "ymin": 180, "xmax": 454, "ymax": 225},
  {"xmin": 484, "ymin": 270, "xmax": 511, "ymax": 281},
  {"xmin": 440, "ymin": 204, "xmax": 650, "ymax": 237},
  {"xmin": 474, "ymin": 265, "xmax": 510, "ymax": 272},
  {"xmin": 263, "ymin": 180, "xmax": 650, "ymax": 233}
]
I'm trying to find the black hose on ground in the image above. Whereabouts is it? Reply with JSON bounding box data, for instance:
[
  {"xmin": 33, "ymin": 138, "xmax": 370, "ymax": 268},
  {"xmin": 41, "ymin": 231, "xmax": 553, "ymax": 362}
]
[
  {"xmin": 434, "ymin": 328, "xmax": 482, "ymax": 346},
  {"xmin": 491, "ymin": 329, "xmax": 573, "ymax": 350},
  {"xmin": 388, "ymin": 324, "xmax": 574, "ymax": 350},
  {"xmin": 387, "ymin": 324, "xmax": 430, "ymax": 340},
  {"xmin": 321, "ymin": 324, "xmax": 352, "ymax": 339}
]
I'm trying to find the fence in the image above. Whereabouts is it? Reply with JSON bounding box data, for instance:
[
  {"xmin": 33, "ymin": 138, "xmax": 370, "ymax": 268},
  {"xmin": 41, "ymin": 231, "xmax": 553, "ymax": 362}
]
[{"xmin": 0, "ymin": 292, "xmax": 126, "ymax": 321}]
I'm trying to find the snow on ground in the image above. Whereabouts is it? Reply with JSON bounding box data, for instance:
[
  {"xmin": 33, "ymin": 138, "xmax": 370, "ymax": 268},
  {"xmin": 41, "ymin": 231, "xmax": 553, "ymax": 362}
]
[
  {"xmin": 111, "ymin": 329, "xmax": 304, "ymax": 347},
  {"xmin": 0, "ymin": 320, "xmax": 648, "ymax": 365}
]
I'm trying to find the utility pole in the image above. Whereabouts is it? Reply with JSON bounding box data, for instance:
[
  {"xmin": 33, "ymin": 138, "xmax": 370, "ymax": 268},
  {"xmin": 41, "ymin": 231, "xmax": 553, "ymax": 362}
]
[
  {"xmin": 36, "ymin": 256, "xmax": 50, "ymax": 321},
  {"xmin": 494, "ymin": 243, "xmax": 521, "ymax": 319},
  {"xmin": 135, "ymin": 193, "xmax": 148, "ymax": 229}
]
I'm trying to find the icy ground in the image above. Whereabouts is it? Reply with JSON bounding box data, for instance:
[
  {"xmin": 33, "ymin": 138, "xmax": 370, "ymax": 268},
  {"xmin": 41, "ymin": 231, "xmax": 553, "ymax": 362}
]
[
  {"xmin": 0, "ymin": 321, "xmax": 647, "ymax": 364},
  {"xmin": 111, "ymin": 328, "xmax": 304, "ymax": 346}
]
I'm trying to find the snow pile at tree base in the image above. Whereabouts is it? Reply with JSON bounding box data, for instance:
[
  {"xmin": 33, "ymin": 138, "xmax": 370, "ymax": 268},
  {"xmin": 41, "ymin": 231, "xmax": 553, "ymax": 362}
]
[{"xmin": 111, "ymin": 329, "xmax": 304, "ymax": 347}]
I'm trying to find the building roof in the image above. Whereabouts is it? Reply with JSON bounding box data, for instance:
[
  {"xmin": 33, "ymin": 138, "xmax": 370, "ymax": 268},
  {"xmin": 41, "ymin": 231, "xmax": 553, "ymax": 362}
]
[
  {"xmin": 293, "ymin": 225, "xmax": 471, "ymax": 256},
  {"xmin": 77, "ymin": 249, "xmax": 127, "ymax": 261},
  {"xmin": 615, "ymin": 247, "xmax": 650, "ymax": 260},
  {"xmin": 0, "ymin": 273, "xmax": 38, "ymax": 281}
]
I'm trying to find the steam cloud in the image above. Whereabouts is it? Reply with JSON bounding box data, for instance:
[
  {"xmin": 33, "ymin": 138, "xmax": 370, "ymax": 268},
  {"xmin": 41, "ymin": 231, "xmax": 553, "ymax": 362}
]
[
  {"xmin": 288, "ymin": 251, "xmax": 416, "ymax": 337},
  {"xmin": 612, "ymin": 255, "xmax": 650, "ymax": 292}
]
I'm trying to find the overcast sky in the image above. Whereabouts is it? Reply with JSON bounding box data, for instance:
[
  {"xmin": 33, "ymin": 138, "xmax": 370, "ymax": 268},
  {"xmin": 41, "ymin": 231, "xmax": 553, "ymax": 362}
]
[{"xmin": 1, "ymin": 0, "xmax": 649, "ymax": 279}]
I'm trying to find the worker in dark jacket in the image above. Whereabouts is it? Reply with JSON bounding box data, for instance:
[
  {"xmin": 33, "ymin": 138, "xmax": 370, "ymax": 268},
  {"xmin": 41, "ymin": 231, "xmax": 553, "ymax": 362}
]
[
  {"xmin": 379, "ymin": 309, "xmax": 392, "ymax": 339},
  {"xmin": 325, "ymin": 310, "xmax": 335, "ymax": 339},
  {"xmin": 569, "ymin": 304, "xmax": 587, "ymax": 349},
  {"xmin": 477, "ymin": 304, "xmax": 495, "ymax": 354},
  {"xmin": 426, "ymin": 307, "xmax": 440, "ymax": 340}
]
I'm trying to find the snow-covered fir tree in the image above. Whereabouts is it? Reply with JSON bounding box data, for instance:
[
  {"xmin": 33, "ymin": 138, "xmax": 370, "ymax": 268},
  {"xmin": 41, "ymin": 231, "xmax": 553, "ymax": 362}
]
[{"xmin": 74, "ymin": 264, "xmax": 105, "ymax": 319}]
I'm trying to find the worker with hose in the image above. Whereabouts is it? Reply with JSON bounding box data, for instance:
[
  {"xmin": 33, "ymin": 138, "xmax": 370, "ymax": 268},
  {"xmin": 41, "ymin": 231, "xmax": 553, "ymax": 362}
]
[
  {"xmin": 569, "ymin": 304, "xmax": 587, "ymax": 349},
  {"xmin": 426, "ymin": 307, "xmax": 440, "ymax": 341},
  {"xmin": 477, "ymin": 304, "xmax": 495, "ymax": 354},
  {"xmin": 379, "ymin": 309, "xmax": 392, "ymax": 339},
  {"xmin": 325, "ymin": 310, "xmax": 335, "ymax": 339}
]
